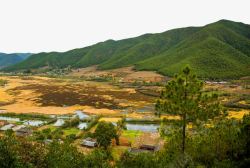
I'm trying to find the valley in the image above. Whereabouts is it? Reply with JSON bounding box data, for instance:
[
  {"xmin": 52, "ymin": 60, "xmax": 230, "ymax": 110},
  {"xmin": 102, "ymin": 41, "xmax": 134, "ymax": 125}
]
[
  {"xmin": 0, "ymin": 14, "xmax": 249, "ymax": 167},
  {"xmin": 0, "ymin": 67, "xmax": 249, "ymax": 160}
]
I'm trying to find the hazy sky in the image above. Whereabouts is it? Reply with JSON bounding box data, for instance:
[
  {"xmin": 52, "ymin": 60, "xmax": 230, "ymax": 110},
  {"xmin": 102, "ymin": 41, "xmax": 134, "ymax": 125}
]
[{"xmin": 0, "ymin": 0, "xmax": 249, "ymax": 53}]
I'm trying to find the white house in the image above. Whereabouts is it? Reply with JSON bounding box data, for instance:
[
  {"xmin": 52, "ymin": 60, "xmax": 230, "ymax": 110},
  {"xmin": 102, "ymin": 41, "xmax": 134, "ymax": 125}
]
[{"xmin": 81, "ymin": 137, "xmax": 97, "ymax": 147}]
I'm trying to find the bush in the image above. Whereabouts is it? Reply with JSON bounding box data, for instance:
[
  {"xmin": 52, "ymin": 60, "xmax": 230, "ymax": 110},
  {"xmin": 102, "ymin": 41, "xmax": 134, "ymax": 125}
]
[
  {"xmin": 66, "ymin": 134, "xmax": 77, "ymax": 142},
  {"xmin": 117, "ymin": 151, "xmax": 157, "ymax": 168},
  {"xmin": 94, "ymin": 121, "xmax": 118, "ymax": 149},
  {"xmin": 62, "ymin": 117, "xmax": 80, "ymax": 128}
]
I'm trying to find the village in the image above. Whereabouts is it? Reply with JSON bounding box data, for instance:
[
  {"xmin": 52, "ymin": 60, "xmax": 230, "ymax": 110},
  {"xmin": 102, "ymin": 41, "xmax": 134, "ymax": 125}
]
[{"xmin": 0, "ymin": 109, "xmax": 164, "ymax": 156}]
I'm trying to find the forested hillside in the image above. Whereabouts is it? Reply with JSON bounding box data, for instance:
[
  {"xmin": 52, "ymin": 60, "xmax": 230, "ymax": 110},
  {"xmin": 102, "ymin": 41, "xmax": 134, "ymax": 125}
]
[{"xmin": 4, "ymin": 20, "xmax": 250, "ymax": 79}]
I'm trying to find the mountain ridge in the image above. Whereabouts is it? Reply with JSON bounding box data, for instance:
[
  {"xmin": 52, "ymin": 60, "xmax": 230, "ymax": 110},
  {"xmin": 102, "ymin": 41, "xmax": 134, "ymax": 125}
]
[{"xmin": 3, "ymin": 19, "xmax": 250, "ymax": 79}]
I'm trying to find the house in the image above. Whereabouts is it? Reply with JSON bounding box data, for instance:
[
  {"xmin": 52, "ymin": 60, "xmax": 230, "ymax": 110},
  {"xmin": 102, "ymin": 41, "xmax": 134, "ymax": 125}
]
[
  {"xmin": 54, "ymin": 119, "xmax": 65, "ymax": 127},
  {"xmin": 15, "ymin": 127, "xmax": 32, "ymax": 137},
  {"xmin": 44, "ymin": 139, "xmax": 53, "ymax": 144},
  {"xmin": 0, "ymin": 124, "xmax": 15, "ymax": 131},
  {"xmin": 12, "ymin": 125, "xmax": 26, "ymax": 132},
  {"xmin": 81, "ymin": 137, "xmax": 97, "ymax": 148},
  {"xmin": 129, "ymin": 144, "xmax": 159, "ymax": 154},
  {"xmin": 139, "ymin": 144, "xmax": 158, "ymax": 151}
]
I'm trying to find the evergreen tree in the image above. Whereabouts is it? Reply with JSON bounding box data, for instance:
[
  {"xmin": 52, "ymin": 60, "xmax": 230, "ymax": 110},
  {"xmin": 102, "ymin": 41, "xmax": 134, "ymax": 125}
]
[{"xmin": 155, "ymin": 66, "xmax": 225, "ymax": 154}]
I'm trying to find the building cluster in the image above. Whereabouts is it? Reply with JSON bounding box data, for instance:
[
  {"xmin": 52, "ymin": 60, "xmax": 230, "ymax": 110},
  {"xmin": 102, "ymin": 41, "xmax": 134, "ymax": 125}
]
[{"xmin": 0, "ymin": 120, "xmax": 32, "ymax": 137}]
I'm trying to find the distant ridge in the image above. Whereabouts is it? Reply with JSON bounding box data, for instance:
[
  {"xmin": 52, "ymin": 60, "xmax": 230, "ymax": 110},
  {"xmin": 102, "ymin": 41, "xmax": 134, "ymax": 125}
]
[
  {"xmin": 3, "ymin": 20, "xmax": 250, "ymax": 79},
  {"xmin": 0, "ymin": 53, "xmax": 32, "ymax": 69}
]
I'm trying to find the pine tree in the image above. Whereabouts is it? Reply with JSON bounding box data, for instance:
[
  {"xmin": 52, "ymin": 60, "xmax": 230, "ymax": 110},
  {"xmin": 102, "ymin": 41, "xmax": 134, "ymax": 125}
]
[{"xmin": 156, "ymin": 66, "xmax": 225, "ymax": 154}]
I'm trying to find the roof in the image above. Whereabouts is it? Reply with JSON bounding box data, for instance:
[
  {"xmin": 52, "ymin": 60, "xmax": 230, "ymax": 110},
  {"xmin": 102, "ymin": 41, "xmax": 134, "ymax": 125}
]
[
  {"xmin": 54, "ymin": 119, "xmax": 65, "ymax": 127},
  {"xmin": 139, "ymin": 145, "xmax": 157, "ymax": 151},
  {"xmin": 129, "ymin": 145, "xmax": 159, "ymax": 154},
  {"xmin": 81, "ymin": 137, "xmax": 97, "ymax": 147},
  {"xmin": 0, "ymin": 124, "xmax": 15, "ymax": 131},
  {"xmin": 44, "ymin": 139, "xmax": 53, "ymax": 144},
  {"xmin": 16, "ymin": 127, "xmax": 32, "ymax": 136},
  {"xmin": 128, "ymin": 148, "xmax": 150, "ymax": 154},
  {"xmin": 12, "ymin": 125, "xmax": 26, "ymax": 132},
  {"xmin": 16, "ymin": 127, "xmax": 32, "ymax": 133}
]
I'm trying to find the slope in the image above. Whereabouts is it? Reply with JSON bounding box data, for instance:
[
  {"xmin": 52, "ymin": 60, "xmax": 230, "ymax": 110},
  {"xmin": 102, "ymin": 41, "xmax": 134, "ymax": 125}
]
[{"xmin": 136, "ymin": 20, "xmax": 250, "ymax": 79}]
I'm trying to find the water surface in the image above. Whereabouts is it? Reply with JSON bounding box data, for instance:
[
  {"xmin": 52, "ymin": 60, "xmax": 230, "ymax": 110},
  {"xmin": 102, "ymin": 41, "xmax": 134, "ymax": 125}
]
[
  {"xmin": 24, "ymin": 120, "xmax": 45, "ymax": 126},
  {"xmin": 126, "ymin": 123, "xmax": 159, "ymax": 132},
  {"xmin": 0, "ymin": 116, "xmax": 20, "ymax": 122}
]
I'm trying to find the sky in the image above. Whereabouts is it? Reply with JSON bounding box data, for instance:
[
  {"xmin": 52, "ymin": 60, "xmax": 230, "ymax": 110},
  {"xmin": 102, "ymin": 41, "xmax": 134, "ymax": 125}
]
[{"xmin": 0, "ymin": 0, "xmax": 249, "ymax": 53}]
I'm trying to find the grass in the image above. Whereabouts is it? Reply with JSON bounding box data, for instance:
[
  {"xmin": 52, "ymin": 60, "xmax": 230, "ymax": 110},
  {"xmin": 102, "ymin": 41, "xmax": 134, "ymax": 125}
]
[
  {"xmin": 39, "ymin": 124, "xmax": 57, "ymax": 132},
  {"xmin": 0, "ymin": 79, "xmax": 8, "ymax": 86},
  {"xmin": 122, "ymin": 130, "xmax": 142, "ymax": 144},
  {"xmin": 63, "ymin": 128, "xmax": 80, "ymax": 136},
  {"xmin": 111, "ymin": 146, "xmax": 128, "ymax": 161}
]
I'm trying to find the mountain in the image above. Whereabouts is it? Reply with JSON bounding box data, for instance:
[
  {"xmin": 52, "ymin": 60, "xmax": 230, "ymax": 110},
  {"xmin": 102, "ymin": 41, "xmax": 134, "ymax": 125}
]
[
  {"xmin": 0, "ymin": 53, "xmax": 32, "ymax": 69},
  {"xmin": 15, "ymin": 53, "xmax": 32, "ymax": 60},
  {"xmin": 3, "ymin": 20, "xmax": 250, "ymax": 79}
]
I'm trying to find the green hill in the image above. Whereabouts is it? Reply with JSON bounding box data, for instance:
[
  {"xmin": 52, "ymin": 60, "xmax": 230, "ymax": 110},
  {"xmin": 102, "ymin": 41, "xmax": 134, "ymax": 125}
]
[{"xmin": 4, "ymin": 20, "xmax": 250, "ymax": 79}]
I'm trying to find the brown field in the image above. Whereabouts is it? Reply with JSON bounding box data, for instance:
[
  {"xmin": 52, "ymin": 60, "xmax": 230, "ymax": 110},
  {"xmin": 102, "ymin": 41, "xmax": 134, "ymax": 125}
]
[{"xmin": 0, "ymin": 75, "xmax": 154, "ymax": 115}]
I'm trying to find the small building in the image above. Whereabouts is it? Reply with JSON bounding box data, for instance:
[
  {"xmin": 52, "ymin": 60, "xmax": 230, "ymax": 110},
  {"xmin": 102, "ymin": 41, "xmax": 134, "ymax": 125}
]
[
  {"xmin": 44, "ymin": 139, "xmax": 53, "ymax": 144},
  {"xmin": 12, "ymin": 125, "xmax": 26, "ymax": 132},
  {"xmin": 0, "ymin": 124, "xmax": 15, "ymax": 131},
  {"xmin": 139, "ymin": 145, "xmax": 158, "ymax": 151},
  {"xmin": 54, "ymin": 119, "xmax": 65, "ymax": 127},
  {"xmin": 129, "ymin": 144, "xmax": 159, "ymax": 154},
  {"xmin": 15, "ymin": 127, "xmax": 32, "ymax": 137},
  {"xmin": 81, "ymin": 137, "xmax": 97, "ymax": 148}
]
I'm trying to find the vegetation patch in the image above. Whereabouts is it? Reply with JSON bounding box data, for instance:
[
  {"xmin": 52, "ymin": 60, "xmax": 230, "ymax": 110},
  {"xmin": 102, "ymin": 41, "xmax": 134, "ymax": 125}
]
[
  {"xmin": 122, "ymin": 130, "xmax": 143, "ymax": 144},
  {"xmin": 0, "ymin": 79, "xmax": 8, "ymax": 86}
]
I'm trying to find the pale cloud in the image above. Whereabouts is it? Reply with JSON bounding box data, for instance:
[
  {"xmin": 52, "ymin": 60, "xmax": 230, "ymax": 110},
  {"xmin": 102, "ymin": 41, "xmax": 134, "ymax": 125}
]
[{"xmin": 0, "ymin": 0, "xmax": 249, "ymax": 53}]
